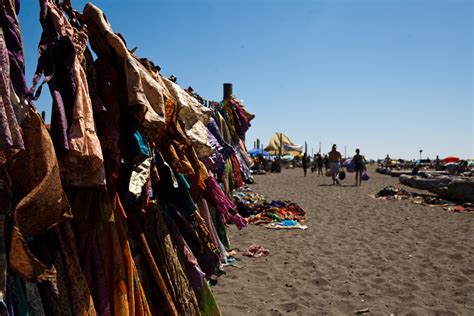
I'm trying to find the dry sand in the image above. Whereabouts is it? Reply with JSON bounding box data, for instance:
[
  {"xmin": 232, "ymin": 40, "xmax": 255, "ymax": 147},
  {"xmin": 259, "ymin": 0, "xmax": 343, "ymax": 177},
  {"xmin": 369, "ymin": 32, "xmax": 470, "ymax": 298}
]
[{"xmin": 212, "ymin": 165, "xmax": 474, "ymax": 315}]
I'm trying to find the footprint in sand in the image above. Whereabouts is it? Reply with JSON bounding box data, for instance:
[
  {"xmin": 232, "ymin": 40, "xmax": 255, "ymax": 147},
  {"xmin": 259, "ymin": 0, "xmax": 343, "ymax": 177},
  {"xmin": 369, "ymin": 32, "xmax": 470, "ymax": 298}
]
[
  {"xmin": 311, "ymin": 277, "xmax": 330, "ymax": 286},
  {"xmin": 447, "ymin": 253, "xmax": 464, "ymax": 261},
  {"xmin": 461, "ymin": 268, "xmax": 474, "ymax": 276},
  {"xmin": 278, "ymin": 302, "xmax": 299, "ymax": 312}
]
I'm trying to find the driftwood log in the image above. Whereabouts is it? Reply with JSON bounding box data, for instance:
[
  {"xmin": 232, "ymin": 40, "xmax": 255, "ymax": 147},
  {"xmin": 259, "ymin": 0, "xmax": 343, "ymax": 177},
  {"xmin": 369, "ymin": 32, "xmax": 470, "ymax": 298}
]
[{"xmin": 399, "ymin": 174, "xmax": 474, "ymax": 203}]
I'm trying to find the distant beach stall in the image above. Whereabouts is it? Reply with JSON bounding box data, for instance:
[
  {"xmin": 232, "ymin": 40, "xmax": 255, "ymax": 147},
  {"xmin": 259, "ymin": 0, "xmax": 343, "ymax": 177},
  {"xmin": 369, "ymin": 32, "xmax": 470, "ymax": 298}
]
[
  {"xmin": 442, "ymin": 156, "xmax": 460, "ymax": 163},
  {"xmin": 264, "ymin": 132, "xmax": 303, "ymax": 157}
]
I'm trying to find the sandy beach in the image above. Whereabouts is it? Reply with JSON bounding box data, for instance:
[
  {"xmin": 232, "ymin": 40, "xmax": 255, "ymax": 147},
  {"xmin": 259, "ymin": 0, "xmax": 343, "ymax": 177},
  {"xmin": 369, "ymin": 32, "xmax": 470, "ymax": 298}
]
[{"xmin": 212, "ymin": 165, "xmax": 474, "ymax": 315}]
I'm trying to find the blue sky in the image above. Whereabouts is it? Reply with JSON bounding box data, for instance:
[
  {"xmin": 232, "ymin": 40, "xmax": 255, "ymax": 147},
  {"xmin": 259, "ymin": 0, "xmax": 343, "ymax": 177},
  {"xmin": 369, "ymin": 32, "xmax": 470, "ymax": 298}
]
[{"xmin": 19, "ymin": 0, "xmax": 472, "ymax": 159}]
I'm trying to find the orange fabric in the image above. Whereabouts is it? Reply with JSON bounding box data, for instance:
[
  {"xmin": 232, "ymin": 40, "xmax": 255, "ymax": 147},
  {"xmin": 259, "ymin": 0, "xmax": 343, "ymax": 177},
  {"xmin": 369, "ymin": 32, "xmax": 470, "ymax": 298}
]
[{"xmin": 113, "ymin": 194, "xmax": 152, "ymax": 316}]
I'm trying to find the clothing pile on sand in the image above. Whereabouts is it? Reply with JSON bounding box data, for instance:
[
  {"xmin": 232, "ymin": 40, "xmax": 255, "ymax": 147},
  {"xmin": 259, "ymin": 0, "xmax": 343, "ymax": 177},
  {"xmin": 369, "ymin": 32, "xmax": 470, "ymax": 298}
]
[
  {"xmin": 373, "ymin": 187, "xmax": 474, "ymax": 213},
  {"xmin": 412, "ymin": 196, "xmax": 474, "ymax": 213},
  {"xmin": 233, "ymin": 187, "xmax": 307, "ymax": 229},
  {"xmin": 233, "ymin": 186, "xmax": 267, "ymax": 217},
  {"xmin": 372, "ymin": 186, "xmax": 412, "ymax": 200}
]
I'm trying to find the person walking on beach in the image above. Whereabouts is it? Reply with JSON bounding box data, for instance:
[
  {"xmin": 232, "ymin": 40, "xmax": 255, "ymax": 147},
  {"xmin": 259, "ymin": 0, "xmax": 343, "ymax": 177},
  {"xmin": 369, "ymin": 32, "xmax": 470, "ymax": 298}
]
[
  {"xmin": 328, "ymin": 144, "xmax": 342, "ymax": 185},
  {"xmin": 323, "ymin": 154, "xmax": 330, "ymax": 171},
  {"xmin": 302, "ymin": 153, "xmax": 309, "ymax": 177},
  {"xmin": 316, "ymin": 153, "xmax": 324, "ymax": 176},
  {"xmin": 353, "ymin": 148, "xmax": 366, "ymax": 186},
  {"xmin": 384, "ymin": 154, "xmax": 391, "ymax": 168}
]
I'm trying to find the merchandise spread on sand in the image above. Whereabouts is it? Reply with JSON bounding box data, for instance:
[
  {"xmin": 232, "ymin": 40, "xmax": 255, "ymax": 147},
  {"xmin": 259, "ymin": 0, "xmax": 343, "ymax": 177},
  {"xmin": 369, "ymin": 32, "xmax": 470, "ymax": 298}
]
[
  {"xmin": 233, "ymin": 186, "xmax": 307, "ymax": 227},
  {"xmin": 372, "ymin": 186, "xmax": 474, "ymax": 213}
]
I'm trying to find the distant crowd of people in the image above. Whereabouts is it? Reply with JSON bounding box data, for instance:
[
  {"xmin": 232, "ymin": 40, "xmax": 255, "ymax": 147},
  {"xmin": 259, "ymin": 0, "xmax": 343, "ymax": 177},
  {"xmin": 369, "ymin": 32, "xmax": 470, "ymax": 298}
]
[
  {"xmin": 382, "ymin": 154, "xmax": 471, "ymax": 175},
  {"xmin": 301, "ymin": 144, "xmax": 367, "ymax": 186}
]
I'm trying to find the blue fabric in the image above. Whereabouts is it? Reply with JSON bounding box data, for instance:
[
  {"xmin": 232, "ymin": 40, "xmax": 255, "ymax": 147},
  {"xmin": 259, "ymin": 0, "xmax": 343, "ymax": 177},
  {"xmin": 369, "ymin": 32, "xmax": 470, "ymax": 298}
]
[
  {"xmin": 122, "ymin": 117, "xmax": 149, "ymax": 161},
  {"xmin": 280, "ymin": 220, "xmax": 298, "ymax": 227}
]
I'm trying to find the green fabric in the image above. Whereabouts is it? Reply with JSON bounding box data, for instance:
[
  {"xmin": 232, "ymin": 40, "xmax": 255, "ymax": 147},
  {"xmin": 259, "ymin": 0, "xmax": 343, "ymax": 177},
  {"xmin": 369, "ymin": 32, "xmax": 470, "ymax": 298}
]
[
  {"xmin": 173, "ymin": 174, "xmax": 197, "ymax": 217},
  {"xmin": 226, "ymin": 160, "xmax": 235, "ymax": 192},
  {"xmin": 14, "ymin": 275, "xmax": 29, "ymax": 316},
  {"xmin": 209, "ymin": 203, "xmax": 230, "ymax": 250},
  {"xmin": 196, "ymin": 281, "xmax": 221, "ymax": 316}
]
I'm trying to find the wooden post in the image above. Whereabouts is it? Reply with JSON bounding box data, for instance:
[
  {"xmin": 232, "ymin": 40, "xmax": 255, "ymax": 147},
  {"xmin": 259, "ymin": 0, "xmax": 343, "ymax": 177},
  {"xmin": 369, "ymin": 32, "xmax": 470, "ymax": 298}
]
[
  {"xmin": 41, "ymin": 111, "xmax": 46, "ymax": 122},
  {"xmin": 223, "ymin": 83, "xmax": 233, "ymax": 100},
  {"xmin": 278, "ymin": 133, "xmax": 283, "ymax": 158}
]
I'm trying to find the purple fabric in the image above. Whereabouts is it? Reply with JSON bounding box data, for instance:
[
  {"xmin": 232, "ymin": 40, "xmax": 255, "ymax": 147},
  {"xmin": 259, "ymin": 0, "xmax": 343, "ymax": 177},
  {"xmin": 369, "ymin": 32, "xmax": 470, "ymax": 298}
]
[
  {"xmin": 165, "ymin": 205, "xmax": 220, "ymax": 277},
  {"xmin": 269, "ymin": 200, "xmax": 285, "ymax": 208},
  {"xmin": 204, "ymin": 175, "xmax": 246, "ymax": 230},
  {"xmin": 164, "ymin": 212, "xmax": 206, "ymax": 292},
  {"xmin": 197, "ymin": 198, "xmax": 226, "ymax": 263},
  {"xmin": 0, "ymin": 2, "xmax": 28, "ymax": 97},
  {"xmin": 0, "ymin": 25, "xmax": 24, "ymax": 165},
  {"xmin": 204, "ymin": 129, "xmax": 226, "ymax": 179},
  {"xmin": 75, "ymin": 229, "xmax": 112, "ymax": 316},
  {"xmin": 29, "ymin": 1, "xmax": 77, "ymax": 151},
  {"xmin": 207, "ymin": 117, "xmax": 234, "ymax": 160},
  {"xmin": 234, "ymin": 146, "xmax": 252, "ymax": 182}
]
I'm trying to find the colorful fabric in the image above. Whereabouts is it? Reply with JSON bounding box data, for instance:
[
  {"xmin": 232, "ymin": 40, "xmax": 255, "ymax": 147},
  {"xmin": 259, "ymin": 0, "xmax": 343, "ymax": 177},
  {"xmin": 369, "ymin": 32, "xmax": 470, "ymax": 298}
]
[
  {"xmin": 204, "ymin": 175, "xmax": 246, "ymax": 230},
  {"xmin": 0, "ymin": 26, "xmax": 23, "ymax": 166},
  {"xmin": 196, "ymin": 281, "xmax": 222, "ymax": 316},
  {"xmin": 141, "ymin": 201, "xmax": 200, "ymax": 316},
  {"xmin": 83, "ymin": 3, "xmax": 167, "ymax": 141},
  {"xmin": 31, "ymin": 0, "xmax": 105, "ymax": 187},
  {"xmin": 163, "ymin": 77, "xmax": 212, "ymax": 159},
  {"xmin": 243, "ymin": 244, "xmax": 269, "ymax": 258},
  {"xmin": 0, "ymin": 0, "xmax": 29, "ymax": 97}
]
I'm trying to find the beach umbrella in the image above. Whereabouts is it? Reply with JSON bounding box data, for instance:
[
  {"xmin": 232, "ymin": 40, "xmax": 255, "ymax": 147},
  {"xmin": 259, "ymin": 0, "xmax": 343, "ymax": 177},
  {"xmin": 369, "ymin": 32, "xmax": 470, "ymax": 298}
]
[
  {"xmin": 248, "ymin": 148, "xmax": 270, "ymax": 157},
  {"xmin": 442, "ymin": 156, "xmax": 460, "ymax": 163}
]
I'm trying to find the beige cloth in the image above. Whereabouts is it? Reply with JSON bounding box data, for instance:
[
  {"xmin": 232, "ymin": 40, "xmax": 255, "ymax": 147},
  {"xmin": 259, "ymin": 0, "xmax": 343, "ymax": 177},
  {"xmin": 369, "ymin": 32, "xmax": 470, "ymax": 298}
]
[
  {"xmin": 214, "ymin": 111, "xmax": 232, "ymax": 144},
  {"xmin": 7, "ymin": 110, "xmax": 72, "ymax": 282},
  {"xmin": 45, "ymin": 0, "xmax": 105, "ymax": 186},
  {"xmin": 129, "ymin": 157, "xmax": 152, "ymax": 198},
  {"xmin": 162, "ymin": 78, "xmax": 212, "ymax": 159},
  {"xmin": 83, "ymin": 3, "xmax": 166, "ymax": 141}
]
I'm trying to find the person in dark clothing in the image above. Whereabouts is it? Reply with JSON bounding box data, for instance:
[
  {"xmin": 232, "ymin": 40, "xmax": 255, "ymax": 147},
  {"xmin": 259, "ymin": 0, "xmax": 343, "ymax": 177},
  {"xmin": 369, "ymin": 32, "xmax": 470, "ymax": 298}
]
[
  {"xmin": 353, "ymin": 148, "xmax": 366, "ymax": 186},
  {"xmin": 316, "ymin": 153, "xmax": 323, "ymax": 176},
  {"xmin": 323, "ymin": 154, "xmax": 330, "ymax": 171},
  {"xmin": 302, "ymin": 153, "xmax": 309, "ymax": 177}
]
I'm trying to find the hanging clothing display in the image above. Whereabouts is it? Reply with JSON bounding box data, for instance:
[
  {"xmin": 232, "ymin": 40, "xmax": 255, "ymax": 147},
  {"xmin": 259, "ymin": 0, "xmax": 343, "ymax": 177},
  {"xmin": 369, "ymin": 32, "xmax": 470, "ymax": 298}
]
[{"xmin": 1, "ymin": 0, "xmax": 256, "ymax": 315}]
